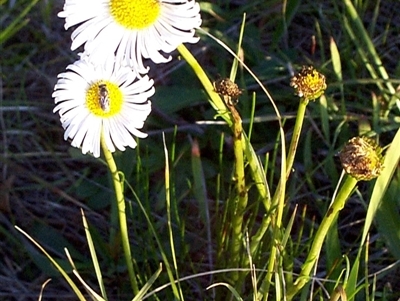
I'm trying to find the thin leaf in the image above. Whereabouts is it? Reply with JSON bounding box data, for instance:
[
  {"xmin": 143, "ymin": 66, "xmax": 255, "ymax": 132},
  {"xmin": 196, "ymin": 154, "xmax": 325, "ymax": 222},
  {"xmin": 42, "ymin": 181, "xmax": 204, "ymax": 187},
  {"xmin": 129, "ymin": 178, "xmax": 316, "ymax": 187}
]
[
  {"xmin": 229, "ymin": 13, "xmax": 246, "ymax": 82},
  {"xmin": 162, "ymin": 133, "xmax": 184, "ymax": 300},
  {"xmin": 15, "ymin": 226, "xmax": 86, "ymax": 301},
  {"xmin": 0, "ymin": 0, "xmax": 40, "ymax": 44},
  {"xmin": 207, "ymin": 282, "xmax": 243, "ymax": 301},
  {"xmin": 330, "ymin": 37, "xmax": 345, "ymax": 115},
  {"xmin": 362, "ymin": 127, "xmax": 400, "ymax": 246},
  {"xmin": 81, "ymin": 209, "xmax": 108, "ymax": 300},
  {"xmin": 132, "ymin": 264, "xmax": 162, "ymax": 301},
  {"xmin": 376, "ymin": 175, "xmax": 400, "ymax": 259},
  {"xmin": 343, "ymin": 0, "xmax": 398, "ymax": 113},
  {"xmin": 72, "ymin": 270, "xmax": 106, "ymax": 301}
]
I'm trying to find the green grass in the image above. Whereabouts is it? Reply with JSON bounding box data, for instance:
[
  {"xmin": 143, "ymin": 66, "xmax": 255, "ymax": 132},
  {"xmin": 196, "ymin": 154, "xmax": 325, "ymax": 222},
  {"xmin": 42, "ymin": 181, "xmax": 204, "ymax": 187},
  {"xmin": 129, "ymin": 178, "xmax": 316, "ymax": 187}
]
[{"xmin": 2, "ymin": 0, "xmax": 400, "ymax": 300}]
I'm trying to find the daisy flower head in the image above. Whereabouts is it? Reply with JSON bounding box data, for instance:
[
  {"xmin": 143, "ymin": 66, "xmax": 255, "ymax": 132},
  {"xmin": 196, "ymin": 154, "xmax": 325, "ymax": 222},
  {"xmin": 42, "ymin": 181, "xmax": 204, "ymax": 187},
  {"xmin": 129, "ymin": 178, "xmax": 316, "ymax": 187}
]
[
  {"xmin": 53, "ymin": 57, "xmax": 154, "ymax": 158},
  {"xmin": 58, "ymin": 0, "xmax": 202, "ymax": 73}
]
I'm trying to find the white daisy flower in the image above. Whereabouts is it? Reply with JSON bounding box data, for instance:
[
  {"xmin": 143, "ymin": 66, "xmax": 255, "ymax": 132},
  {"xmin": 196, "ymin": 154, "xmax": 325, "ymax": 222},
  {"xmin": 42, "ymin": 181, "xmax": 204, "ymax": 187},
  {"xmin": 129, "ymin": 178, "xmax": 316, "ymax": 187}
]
[
  {"xmin": 53, "ymin": 57, "xmax": 154, "ymax": 158},
  {"xmin": 58, "ymin": 0, "xmax": 202, "ymax": 73}
]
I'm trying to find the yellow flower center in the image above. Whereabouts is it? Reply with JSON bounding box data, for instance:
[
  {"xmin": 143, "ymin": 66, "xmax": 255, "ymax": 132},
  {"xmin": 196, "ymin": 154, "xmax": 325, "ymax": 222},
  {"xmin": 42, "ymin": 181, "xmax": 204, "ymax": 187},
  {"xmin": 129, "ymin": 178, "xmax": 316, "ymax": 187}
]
[
  {"xmin": 290, "ymin": 66, "xmax": 327, "ymax": 101},
  {"xmin": 109, "ymin": 0, "xmax": 161, "ymax": 29},
  {"xmin": 86, "ymin": 81, "xmax": 123, "ymax": 117}
]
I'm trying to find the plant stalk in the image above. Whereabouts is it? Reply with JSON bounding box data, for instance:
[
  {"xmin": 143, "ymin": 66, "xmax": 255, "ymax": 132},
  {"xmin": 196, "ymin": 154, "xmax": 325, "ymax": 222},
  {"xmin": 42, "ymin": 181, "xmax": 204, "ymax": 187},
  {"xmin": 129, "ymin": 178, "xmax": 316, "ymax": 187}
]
[
  {"xmin": 286, "ymin": 175, "xmax": 358, "ymax": 300},
  {"xmin": 100, "ymin": 132, "xmax": 139, "ymax": 295},
  {"xmin": 225, "ymin": 98, "xmax": 248, "ymax": 281},
  {"xmin": 177, "ymin": 44, "xmax": 271, "ymax": 206},
  {"xmin": 285, "ymin": 98, "xmax": 308, "ymax": 179},
  {"xmin": 258, "ymin": 98, "xmax": 308, "ymax": 298}
]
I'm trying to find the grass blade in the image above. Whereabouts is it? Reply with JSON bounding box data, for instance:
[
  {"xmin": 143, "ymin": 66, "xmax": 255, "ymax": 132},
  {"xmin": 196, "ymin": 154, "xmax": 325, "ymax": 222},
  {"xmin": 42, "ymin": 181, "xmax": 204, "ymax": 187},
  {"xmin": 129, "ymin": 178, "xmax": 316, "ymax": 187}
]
[
  {"xmin": 81, "ymin": 209, "xmax": 108, "ymax": 300},
  {"xmin": 132, "ymin": 264, "xmax": 163, "ymax": 301},
  {"xmin": 15, "ymin": 226, "xmax": 86, "ymax": 301}
]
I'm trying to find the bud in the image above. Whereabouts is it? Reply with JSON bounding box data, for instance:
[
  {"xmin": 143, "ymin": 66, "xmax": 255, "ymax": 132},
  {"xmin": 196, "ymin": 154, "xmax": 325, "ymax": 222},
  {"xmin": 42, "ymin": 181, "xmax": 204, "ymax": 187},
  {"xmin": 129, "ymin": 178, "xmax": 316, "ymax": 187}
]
[
  {"xmin": 213, "ymin": 78, "xmax": 242, "ymax": 105},
  {"xmin": 290, "ymin": 66, "xmax": 327, "ymax": 101},
  {"xmin": 339, "ymin": 137, "xmax": 384, "ymax": 181}
]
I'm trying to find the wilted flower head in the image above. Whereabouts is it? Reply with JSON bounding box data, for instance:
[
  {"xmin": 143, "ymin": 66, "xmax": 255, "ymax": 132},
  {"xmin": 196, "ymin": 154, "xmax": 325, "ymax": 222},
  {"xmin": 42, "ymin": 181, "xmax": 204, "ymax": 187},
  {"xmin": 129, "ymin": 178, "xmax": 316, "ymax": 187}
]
[
  {"xmin": 339, "ymin": 136, "xmax": 384, "ymax": 181},
  {"xmin": 213, "ymin": 78, "xmax": 242, "ymax": 105},
  {"xmin": 290, "ymin": 66, "xmax": 327, "ymax": 101}
]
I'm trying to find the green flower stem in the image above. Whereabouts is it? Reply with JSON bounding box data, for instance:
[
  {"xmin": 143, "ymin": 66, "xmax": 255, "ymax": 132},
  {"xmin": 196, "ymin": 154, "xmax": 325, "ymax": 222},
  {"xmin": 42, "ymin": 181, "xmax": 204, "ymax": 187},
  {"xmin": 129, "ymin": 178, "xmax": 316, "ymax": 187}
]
[
  {"xmin": 257, "ymin": 98, "xmax": 308, "ymax": 298},
  {"xmin": 177, "ymin": 44, "xmax": 232, "ymax": 126},
  {"xmin": 285, "ymin": 98, "xmax": 308, "ymax": 180},
  {"xmin": 258, "ymin": 235, "xmax": 279, "ymax": 300},
  {"xmin": 226, "ymin": 101, "xmax": 248, "ymax": 281},
  {"xmin": 100, "ymin": 132, "xmax": 139, "ymax": 295},
  {"xmin": 177, "ymin": 44, "xmax": 271, "ymax": 207},
  {"xmin": 286, "ymin": 175, "xmax": 358, "ymax": 300}
]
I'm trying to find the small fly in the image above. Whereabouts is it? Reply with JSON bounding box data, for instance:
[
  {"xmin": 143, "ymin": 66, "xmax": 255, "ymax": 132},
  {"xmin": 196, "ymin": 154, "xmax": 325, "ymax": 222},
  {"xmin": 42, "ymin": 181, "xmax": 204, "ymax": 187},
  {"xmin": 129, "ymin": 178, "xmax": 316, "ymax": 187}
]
[{"xmin": 98, "ymin": 84, "xmax": 110, "ymax": 113}]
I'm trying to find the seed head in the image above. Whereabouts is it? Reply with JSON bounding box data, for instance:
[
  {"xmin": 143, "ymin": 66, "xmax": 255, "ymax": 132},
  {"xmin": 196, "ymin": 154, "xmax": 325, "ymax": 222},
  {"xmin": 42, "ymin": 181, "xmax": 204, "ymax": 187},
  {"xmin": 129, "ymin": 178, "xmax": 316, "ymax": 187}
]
[
  {"xmin": 339, "ymin": 136, "xmax": 384, "ymax": 181},
  {"xmin": 213, "ymin": 78, "xmax": 242, "ymax": 104}
]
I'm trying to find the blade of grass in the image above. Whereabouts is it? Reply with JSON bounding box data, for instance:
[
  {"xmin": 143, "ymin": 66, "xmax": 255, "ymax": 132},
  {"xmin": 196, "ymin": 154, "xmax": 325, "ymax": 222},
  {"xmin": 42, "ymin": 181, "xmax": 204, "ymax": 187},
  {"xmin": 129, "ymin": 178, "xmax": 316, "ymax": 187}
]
[
  {"xmin": 258, "ymin": 128, "xmax": 286, "ymax": 300},
  {"xmin": 229, "ymin": 13, "xmax": 246, "ymax": 82},
  {"xmin": 376, "ymin": 185, "xmax": 400, "ymax": 259},
  {"xmin": 38, "ymin": 279, "xmax": 52, "ymax": 301},
  {"xmin": 364, "ymin": 234, "xmax": 370, "ymax": 301},
  {"xmin": 81, "ymin": 209, "xmax": 108, "ymax": 301},
  {"xmin": 162, "ymin": 133, "xmax": 184, "ymax": 301},
  {"xmin": 132, "ymin": 264, "xmax": 163, "ymax": 301},
  {"xmin": 248, "ymin": 92, "xmax": 256, "ymax": 141},
  {"xmin": 65, "ymin": 249, "xmax": 105, "ymax": 301},
  {"xmin": 124, "ymin": 178, "xmax": 182, "ymax": 300},
  {"xmin": 207, "ymin": 283, "xmax": 244, "ymax": 301},
  {"xmin": 72, "ymin": 270, "xmax": 106, "ymax": 301},
  {"xmin": 281, "ymin": 205, "xmax": 298, "ymax": 289},
  {"xmin": 361, "ymin": 126, "xmax": 400, "ymax": 245},
  {"xmin": 0, "ymin": 0, "xmax": 40, "ymax": 44},
  {"xmin": 330, "ymin": 37, "xmax": 345, "ymax": 115},
  {"xmin": 15, "ymin": 226, "xmax": 86, "ymax": 301},
  {"xmin": 342, "ymin": 0, "xmax": 398, "ymax": 114},
  {"xmin": 190, "ymin": 137, "xmax": 213, "ymax": 287}
]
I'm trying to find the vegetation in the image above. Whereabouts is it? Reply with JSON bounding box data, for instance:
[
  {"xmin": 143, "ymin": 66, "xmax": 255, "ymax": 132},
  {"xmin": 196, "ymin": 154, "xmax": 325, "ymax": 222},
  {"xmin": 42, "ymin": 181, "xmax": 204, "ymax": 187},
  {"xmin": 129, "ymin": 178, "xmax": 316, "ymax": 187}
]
[{"xmin": 1, "ymin": 0, "xmax": 400, "ymax": 300}]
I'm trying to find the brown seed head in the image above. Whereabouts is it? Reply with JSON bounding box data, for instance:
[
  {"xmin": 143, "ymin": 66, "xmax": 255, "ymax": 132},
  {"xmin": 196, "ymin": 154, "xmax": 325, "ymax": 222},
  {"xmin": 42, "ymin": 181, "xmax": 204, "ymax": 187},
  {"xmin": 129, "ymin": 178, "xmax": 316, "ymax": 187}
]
[
  {"xmin": 339, "ymin": 136, "xmax": 384, "ymax": 181},
  {"xmin": 213, "ymin": 78, "xmax": 242, "ymax": 102}
]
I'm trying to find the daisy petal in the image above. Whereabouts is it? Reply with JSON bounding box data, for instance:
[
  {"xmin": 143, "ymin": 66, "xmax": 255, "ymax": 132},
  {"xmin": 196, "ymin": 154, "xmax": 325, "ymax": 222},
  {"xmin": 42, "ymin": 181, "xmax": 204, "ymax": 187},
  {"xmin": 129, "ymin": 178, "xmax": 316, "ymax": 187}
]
[{"xmin": 58, "ymin": 0, "xmax": 202, "ymax": 71}]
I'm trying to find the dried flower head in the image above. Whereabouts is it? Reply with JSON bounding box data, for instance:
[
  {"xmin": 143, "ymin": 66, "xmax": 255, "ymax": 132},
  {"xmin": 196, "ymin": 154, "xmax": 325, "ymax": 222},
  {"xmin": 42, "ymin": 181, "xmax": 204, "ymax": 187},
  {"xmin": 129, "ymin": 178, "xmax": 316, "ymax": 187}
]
[
  {"xmin": 213, "ymin": 78, "xmax": 242, "ymax": 105},
  {"xmin": 339, "ymin": 136, "xmax": 384, "ymax": 181},
  {"xmin": 290, "ymin": 66, "xmax": 327, "ymax": 101}
]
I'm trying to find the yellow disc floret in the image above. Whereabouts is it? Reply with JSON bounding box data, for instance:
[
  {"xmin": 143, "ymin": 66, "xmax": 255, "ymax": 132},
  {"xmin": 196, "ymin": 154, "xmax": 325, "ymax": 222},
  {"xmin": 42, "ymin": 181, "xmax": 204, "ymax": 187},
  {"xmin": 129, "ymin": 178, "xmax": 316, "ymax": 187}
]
[
  {"xmin": 290, "ymin": 66, "xmax": 327, "ymax": 101},
  {"xmin": 86, "ymin": 81, "xmax": 123, "ymax": 117},
  {"xmin": 110, "ymin": 0, "xmax": 161, "ymax": 29}
]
